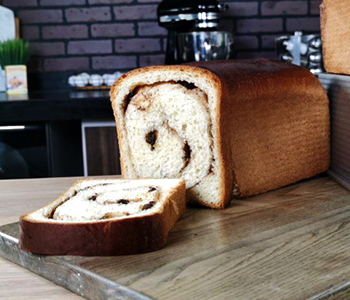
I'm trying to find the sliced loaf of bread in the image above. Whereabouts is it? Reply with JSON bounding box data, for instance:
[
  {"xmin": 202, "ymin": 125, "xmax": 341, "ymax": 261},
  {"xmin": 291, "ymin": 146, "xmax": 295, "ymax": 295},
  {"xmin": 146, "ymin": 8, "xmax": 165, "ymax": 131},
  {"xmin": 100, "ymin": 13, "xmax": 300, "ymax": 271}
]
[
  {"xmin": 110, "ymin": 59, "xmax": 330, "ymax": 208},
  {"xmin": 19, "ymin": 178, "xmax": 186, "ymax": 256}
]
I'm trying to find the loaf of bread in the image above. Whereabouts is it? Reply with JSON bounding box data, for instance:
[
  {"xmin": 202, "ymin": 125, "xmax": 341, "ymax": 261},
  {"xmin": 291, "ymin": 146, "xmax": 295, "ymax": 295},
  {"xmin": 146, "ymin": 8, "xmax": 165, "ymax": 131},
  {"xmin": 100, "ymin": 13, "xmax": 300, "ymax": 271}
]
[
  {"xmin": 110, "ymin": 59, "xmax": 330, "ymax": 208},
  {"xmin": 19, "ymin": 178, "xmax": 186, "ymax": 256},
  {"xmin": 321, "ymin": 0, "xmax": 350, "ymax": 75}
]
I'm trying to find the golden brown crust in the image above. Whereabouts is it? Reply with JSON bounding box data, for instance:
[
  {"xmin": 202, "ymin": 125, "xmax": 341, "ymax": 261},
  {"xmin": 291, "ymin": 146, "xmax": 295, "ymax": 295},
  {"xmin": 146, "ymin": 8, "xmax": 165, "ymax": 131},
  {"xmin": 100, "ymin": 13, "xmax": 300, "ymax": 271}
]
[
  {"xmin": 110, "ymin": 59, "xmax": 330, "ymax": 206},
  {"xmin": 320, "ymin": 0, "xmax": 350, "ymax": 75},
  {"xmin": 191, "ymin": 59, "xmax": 330, "ymax": 198},
  {"xmin": 320, "ymin": 1, "xmax": 330, "ymax": 73},
  {"xmin": 19, "ymin": 179, "xmax": 186, "ymax": 256}
]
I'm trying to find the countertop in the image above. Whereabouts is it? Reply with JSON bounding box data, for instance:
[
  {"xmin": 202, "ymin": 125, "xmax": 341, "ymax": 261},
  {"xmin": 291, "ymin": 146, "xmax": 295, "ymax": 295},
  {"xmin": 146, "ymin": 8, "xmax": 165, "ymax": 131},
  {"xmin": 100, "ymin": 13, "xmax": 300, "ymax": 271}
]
[
  {"xmin": 0, "ymin": 90, "xmax": 112, "ymax": 123},
  {"xmin": 1, "ymin": 175, "xmax": 350, "ymax": 300}
]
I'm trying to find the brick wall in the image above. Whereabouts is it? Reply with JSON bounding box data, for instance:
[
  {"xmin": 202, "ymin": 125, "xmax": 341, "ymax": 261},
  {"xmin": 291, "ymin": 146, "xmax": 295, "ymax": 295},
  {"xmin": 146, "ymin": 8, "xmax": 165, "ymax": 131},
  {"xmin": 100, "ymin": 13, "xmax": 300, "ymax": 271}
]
[{"xmin": 2, "ymin": 0, "xmax": 322, "ymax": 89}]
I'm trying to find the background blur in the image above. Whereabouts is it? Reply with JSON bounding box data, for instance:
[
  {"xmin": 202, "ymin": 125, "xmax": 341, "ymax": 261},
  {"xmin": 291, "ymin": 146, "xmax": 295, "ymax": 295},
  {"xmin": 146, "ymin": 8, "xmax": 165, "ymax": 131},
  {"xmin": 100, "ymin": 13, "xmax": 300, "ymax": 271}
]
[{"xmin": 2, "ymin": 0, "xmax": 322, "ymax": 89}]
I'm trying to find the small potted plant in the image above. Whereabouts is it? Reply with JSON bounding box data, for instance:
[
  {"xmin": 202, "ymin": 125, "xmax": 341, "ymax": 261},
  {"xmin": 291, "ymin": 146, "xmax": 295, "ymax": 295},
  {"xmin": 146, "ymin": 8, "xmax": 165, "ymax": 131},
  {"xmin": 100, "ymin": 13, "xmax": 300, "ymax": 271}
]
[{"xmin": 0, "ymin": 39, "xmax": 30, "ymax": 95}]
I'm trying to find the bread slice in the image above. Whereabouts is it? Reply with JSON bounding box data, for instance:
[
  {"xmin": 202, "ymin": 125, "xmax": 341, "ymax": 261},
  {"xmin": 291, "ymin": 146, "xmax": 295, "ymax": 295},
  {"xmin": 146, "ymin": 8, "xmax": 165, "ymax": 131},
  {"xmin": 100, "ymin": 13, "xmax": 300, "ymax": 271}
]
[
  {"xmin": 110, "ymin": 59, "xmax": 330, "ymax": 209},
  {"xmin": 321, "ymin": 0, "xmax": 350, "ymax": 75},
  {"xmin": 19, "ymin": 178, "xmax": 186, "ymax": 256}
]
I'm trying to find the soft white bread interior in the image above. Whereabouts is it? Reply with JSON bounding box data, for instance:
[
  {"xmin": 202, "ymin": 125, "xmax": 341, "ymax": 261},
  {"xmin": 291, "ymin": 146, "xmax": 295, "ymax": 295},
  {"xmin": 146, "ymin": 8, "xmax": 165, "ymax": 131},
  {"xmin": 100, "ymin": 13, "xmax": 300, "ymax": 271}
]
[
  {"xmin": 24, "ymin": 178, "xmax": 185, "ymax": 223},
  {"xmin": 125, "ymin": 83, "xmax": 212, "ymax": 189},
  {"xmin": 111, "ymin": 67, "xmax": 223, "ymax": 208}
]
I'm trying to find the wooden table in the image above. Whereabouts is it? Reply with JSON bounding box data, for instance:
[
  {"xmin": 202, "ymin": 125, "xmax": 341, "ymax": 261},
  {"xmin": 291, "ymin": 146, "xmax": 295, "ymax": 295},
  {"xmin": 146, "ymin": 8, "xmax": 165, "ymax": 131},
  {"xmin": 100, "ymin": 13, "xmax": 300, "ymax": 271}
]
[
  {"xmin": 0, "ymin": 177, "xmax": 83, "ymax": 300},
  {"xmin": 1, "ymin": 176, "xmax": 350, "ymax": 300}
]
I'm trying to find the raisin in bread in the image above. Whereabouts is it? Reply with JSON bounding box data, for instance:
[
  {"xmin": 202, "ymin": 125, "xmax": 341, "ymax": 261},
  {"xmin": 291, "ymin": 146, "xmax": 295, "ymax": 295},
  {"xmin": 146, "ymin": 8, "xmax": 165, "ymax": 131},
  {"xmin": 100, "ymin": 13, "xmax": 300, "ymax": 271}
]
[
  {"xmin": 321, "ymin": 0, "xmax": 350, "ymax": 75},
  {"xmin": 110, "ymin": 59, "xmax": 330, "ymax": 208},
  {"xmin": 19, "ymin": 178, "xmax": 186, "ymax": 256}
]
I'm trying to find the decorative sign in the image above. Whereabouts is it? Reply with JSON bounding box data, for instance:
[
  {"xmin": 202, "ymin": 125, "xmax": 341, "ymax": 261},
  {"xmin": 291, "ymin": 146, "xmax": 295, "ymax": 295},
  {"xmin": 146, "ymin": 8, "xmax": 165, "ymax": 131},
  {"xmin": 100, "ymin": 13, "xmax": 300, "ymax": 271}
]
[{"xmin": 5, "ymin": 65, "xmax": 28, "ymax": 94}]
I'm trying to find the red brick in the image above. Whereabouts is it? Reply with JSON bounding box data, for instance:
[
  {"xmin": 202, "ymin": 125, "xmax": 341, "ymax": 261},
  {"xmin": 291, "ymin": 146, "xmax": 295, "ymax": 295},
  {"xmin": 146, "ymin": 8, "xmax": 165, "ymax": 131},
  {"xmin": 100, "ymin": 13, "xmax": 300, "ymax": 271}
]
[
  {"xmin": 91, "ymin": 23, "xmax": 135, "ymax": 38},
  {"xmin": 22, "ymin": 26, "xmax": 40, "ymax": 40},
  {"xmin": 139, "ymin": 54, "xmax": 165, "ymax": 67},
  {"xmin": 66, "ymin": 7, "xmax": 111, "ymax": 22},
  {"xmin": 310, "ymin": 0, "xmax": 322, "ymax": 15},
  {"xmin": 223, "ymin": 2, "xmax": 258, "ymax": 17},
  {"xmin": 115, "ymin": 38, "xmax": 161, "ymax": 53},
  {"xmin": 3, "ymin": 0, "xmax": 37, "ymax": 7},
  {"xmin": 262, "ymin": 1, "xmax": 307, "ymax": 16},
  {"xmin": 234, "ymin": 36, "xmax": 259, "ymax": 50},
  {"xmin": 30, "ymin": 42, "xmax": 65, "ymax": 56},
  {"xmin": 17, "ymin": 9, "xmax": 63, "ymax": 23},
  {"xmin": 286, "ymin": 17, "xmax": 320, "ymax": 32},
  {"xmin": 44, "ymin": 57, "xmax": 89, "ymax": 72},
  {"xmin": 40, "ymin": 0, "xmax": 85, "ymax": 5},
  {"xmin": 88, "ymin": 0, "xmax": 132, "ymax": 4},
  {"xmin": 236, "ymin": 18, "xmax": 283, "ymax": 33},
  {"xmin": 114, "ymin": 5, "xmax": 157, "ymax": 20},
  {"xmin": 236, "ymin": 51, "xmax": 276, "ymax": 59},
  {"xmin": 261, "ymin": 35, "xmax": 277, "ymax": 49},
  {"xmin": 138, "ymin": 22, "xmax": 167, "ymax": 36},
  {"xmin": 92, "ymin": 55, "xmax": 137, "ymax": 69},
  {"xmin": 42, "ymin": 25, "xmax": 88, "ymax": 39},
  {"xmin": 68, "ymin": 40, "xmax": 112, "ymax": 55}
]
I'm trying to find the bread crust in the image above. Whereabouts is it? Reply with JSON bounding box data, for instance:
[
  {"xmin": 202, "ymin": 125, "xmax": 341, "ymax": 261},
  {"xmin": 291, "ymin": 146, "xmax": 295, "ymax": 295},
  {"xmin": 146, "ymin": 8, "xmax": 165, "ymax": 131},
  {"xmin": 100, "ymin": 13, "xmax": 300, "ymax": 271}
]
[
  {"xmin": 19, "ymin": 179, "xmax": 186, "ymax": 256},
  {"xmin": 320, "ymin": 0, "xmax": 350, "ymax": 75},
  {"xmin": 191, "ymin": 59, "xmax": 330, "ymax": 198},
  {"xmin": 110, "ymin": 59, "xmax": 330, "ymax": 205}
]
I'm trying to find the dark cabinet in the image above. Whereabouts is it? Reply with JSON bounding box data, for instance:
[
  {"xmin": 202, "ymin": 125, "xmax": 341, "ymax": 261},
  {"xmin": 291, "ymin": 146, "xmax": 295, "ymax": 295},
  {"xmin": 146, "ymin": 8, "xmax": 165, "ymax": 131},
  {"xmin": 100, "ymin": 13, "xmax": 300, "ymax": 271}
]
[
  {"xmin": 82, "ymin": 121, "xmax": 121, "ymax": 176},
  {"xmin": 0, "ymin": 90, "xmax": 118, "ymax": 179},
  {"xmin": 0, "ymin": 123, "xmax": 48, "ymax": 179},
  {"xmin": 0, "ymin": 120, "xmax": 84, "ymax": 179}
]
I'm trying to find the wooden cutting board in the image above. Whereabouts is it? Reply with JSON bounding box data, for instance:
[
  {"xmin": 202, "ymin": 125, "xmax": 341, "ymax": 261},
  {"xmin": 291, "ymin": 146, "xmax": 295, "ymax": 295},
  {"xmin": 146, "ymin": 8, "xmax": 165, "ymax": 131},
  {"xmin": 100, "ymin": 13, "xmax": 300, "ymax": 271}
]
[{"xmin": 1, "ymin": 176, "xmax": 350, "ymax": 300}]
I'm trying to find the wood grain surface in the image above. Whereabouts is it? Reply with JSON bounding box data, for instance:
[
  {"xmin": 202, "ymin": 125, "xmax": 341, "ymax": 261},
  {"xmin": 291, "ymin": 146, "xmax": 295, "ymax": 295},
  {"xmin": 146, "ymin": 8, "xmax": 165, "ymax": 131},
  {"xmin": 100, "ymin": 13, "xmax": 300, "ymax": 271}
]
[
  {"xmin": 0, "ymin": 177, "xmax": 84, "ymax": 300},
  {"xmin": 1, "ymin": 176, "xmax": 350, "ymax": 300}
]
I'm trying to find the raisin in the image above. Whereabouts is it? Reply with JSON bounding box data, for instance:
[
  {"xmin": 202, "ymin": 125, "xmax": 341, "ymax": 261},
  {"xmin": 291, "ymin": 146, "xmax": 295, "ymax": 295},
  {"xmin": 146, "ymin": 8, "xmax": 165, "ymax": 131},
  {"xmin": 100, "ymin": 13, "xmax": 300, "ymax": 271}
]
[
  {"xmin": 124, "ymin": 87, "xmax": 138, "ymax": 112},
  {"xmin": 145, "ymin": 130, "xmax": 157, "ymax": 151},
  {"xmin": 184, "ymin": 142, "xmax": 191, "ymax": 161},
  {"xmin": 117, "ymin": 199, "xmax": 129, "ymax": 204},
  {"xmin": 177, "ymin": 81, "xmax": 196, "ymax": 90},
  {"xmin": 142, "ymin": 201, "xmax": 156, "ymax": 210},
  {"xmin": 179, "ymin": 142, "xmax": 192, "ymax": 174},
  {"xmin": 89, "ymin": 195, "xmax": 97, "ymax": 201}
]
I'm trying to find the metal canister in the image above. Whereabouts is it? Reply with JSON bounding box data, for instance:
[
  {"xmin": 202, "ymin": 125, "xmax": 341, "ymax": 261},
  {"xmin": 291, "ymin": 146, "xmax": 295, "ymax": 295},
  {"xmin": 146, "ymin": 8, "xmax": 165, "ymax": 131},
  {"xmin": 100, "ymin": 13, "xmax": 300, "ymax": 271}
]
[{"xmin": 276, "ymin": 31, "xmax": 324, "ymax": 76}]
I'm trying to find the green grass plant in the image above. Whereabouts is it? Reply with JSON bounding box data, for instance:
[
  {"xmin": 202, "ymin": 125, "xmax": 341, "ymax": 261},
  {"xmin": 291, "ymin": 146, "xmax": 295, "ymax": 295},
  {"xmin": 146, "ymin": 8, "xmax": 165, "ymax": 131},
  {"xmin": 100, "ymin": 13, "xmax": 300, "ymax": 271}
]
[{"xmin": 0, "ymin": 39, "xmax": 30, "ymax": 68}]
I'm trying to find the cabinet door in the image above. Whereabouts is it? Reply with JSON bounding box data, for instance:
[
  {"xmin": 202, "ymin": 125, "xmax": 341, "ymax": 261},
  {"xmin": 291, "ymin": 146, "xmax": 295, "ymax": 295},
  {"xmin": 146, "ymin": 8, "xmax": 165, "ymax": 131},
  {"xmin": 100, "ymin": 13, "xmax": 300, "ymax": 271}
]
[
  {"xmin": 47, "ymin": 120, "xmax": 84, "ymax": 177},
  {"xmin": 83, "ymin": 123, "xmax": 121, "ymax": 176}
]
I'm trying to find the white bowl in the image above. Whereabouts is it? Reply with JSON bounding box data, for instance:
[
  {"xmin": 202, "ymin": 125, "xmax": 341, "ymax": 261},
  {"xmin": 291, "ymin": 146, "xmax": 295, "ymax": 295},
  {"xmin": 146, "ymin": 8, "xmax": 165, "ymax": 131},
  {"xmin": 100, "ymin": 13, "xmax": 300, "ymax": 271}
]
[
  {"xmin": 68, "ymin": 76, "xmax": 77, "ymax": 87},
  {"xmin": 89, "ymin": 74, "xmax": 103, "ymax": 86}
]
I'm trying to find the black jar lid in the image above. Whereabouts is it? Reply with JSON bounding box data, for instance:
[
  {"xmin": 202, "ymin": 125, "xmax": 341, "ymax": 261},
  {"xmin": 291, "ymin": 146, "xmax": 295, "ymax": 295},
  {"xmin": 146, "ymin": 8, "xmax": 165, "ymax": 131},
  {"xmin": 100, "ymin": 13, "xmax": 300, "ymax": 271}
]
[
  {"xmin": 157, "ymin": 0, "xmax": 227, "ymax": 31},
  {"xmin": 158, "ymin": 0, "xmax": 224, "ymax": 15}
]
